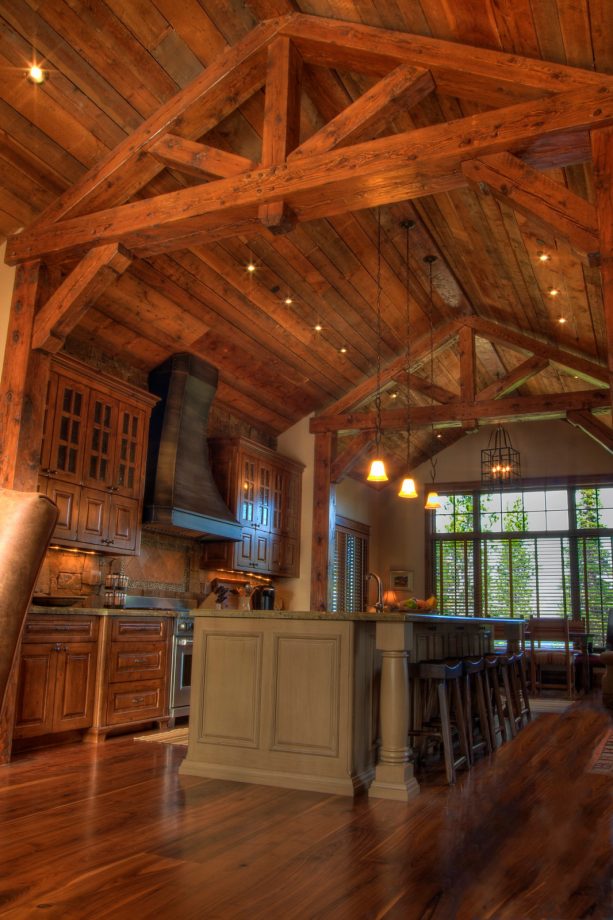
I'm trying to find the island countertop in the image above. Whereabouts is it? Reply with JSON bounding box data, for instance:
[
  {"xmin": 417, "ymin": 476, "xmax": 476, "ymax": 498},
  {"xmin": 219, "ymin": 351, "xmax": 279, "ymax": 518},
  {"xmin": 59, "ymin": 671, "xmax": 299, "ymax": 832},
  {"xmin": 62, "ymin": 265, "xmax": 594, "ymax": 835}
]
[{"xmin": 190, "ymin": 608, "xmax": 520, "ymax": 625}]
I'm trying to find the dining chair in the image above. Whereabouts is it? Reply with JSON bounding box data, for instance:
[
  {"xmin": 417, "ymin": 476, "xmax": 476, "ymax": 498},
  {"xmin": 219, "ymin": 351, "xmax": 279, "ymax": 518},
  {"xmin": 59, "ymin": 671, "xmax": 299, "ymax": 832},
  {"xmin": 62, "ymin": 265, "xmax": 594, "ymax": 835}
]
[{"xmin": 527, "ymin": 616, "xmax": 580, "ymax": 698}]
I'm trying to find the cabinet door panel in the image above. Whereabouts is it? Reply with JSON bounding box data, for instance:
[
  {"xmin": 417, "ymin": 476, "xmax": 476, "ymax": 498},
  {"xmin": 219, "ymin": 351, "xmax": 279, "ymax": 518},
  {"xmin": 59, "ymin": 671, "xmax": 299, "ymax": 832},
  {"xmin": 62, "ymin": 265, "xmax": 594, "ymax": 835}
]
[
  {"xmin": 77, "ymin": 489, "xmax": 109, "ymax": 546},
  {"xmin": 45, "ymin": 376, "xmax": 89, "ymax": 483},
  {"xmin": 254, "ymin": 531, "xmax": 270, "ymax": 570},
  {"xmin": 105, "ymin": 680, "xmax": 165, "ymax": 725},
  {"xmin": 42, "ymin": 478, "xmax": 80, "ymax": 541},
  {"xmin": 108, "ymin": 496, "xmax": 138, "ymax": 552},
  {"xmin": 113, "ymin": 404, "xmax": 146, "ymax": 497},
  {"xmin": 13, "ymin": 649, "xmax": 56, "ymax": 737},
  {"xmin": 82, "ymin": 394, "xmax": 117, "ymax": 489},
  {"xmin": 234, "ymin": 528, "xmax": 256, "ymax": 569},
  {"xmin": 108, "ymin": 642, "xmax": 167, "ymax": 682},
  {"xmin": 239, "ymin": 456, "xmax": 257, "ymax": 525},
  {"xmin": 54, "ymin": 643, "xmax": 97, "ymax": 731}
]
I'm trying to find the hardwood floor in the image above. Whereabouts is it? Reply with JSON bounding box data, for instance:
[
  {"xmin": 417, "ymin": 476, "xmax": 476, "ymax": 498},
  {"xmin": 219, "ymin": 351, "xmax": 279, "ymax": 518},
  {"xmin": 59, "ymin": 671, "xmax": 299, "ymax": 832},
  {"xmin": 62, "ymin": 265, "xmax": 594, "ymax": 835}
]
[{"xmin": 0, "ymin": 702, "xmax": 611, "ymax": 919}]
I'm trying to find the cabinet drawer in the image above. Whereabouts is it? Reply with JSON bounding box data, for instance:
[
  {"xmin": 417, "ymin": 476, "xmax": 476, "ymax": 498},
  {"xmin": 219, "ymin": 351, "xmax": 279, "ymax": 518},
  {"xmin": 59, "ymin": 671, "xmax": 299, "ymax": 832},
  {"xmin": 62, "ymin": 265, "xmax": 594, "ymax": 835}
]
[
  {"xmin": 23, "ymin": 616, "xmax": 99, "ymax": 643},
  {"xmin": 105, "ymin": 680, "xmax": 166, "ymax": 725},
  {"xmin": 111, "ymin": 618, "xmax": 169, "ymax": 641},
  {"xmin": 108, "ymin": 641, "xmax": 167, "ymax": 682}
]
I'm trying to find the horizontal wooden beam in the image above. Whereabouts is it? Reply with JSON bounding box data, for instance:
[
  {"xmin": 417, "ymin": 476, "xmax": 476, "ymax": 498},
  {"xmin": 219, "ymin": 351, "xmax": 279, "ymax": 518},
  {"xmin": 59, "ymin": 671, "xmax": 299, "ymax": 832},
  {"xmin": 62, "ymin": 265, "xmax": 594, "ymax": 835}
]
[
  {"xmin": 147, "ymin": 135, "xmax": 256, "ymax": 179},
  {"xmin": 32, "ymin": 244, "xmax": 132, "ymax": 353},
  {"xmin": 476, "ymin": 356, "xmax": 549, "ymax": 401},
  {"xmin": 396, "ymin": 372, "xmax": 457, "ymax": 404},
  {"xmin": 567, "ymin": 410, "xmax": 613, "ymax": 454},
  {"xmin": 462, "ymin": 153, "xmax": 599, "ymax": 256},
  {"xmin": 464, "ymin": 316, "xmax": 609, "ymax": 387},
  {"xmin": 309, "ymin": 389, "xmax": 610, "ymax": 433},
  {"xmin": 8, "ymin": 83, "xmax": 613, "ymax": 264}
]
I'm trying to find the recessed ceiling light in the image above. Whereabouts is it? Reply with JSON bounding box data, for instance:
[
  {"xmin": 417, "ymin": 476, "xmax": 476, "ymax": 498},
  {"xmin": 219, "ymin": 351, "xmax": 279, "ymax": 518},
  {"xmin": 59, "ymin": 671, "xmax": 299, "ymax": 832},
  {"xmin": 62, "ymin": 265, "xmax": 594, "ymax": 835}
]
[
  {"xmin": 436, "ymin": 433, "xmax": 442, "ymax": 439},
  {"xmin": 339, "ymin": 346, "xmax": 347, "ymax": 354},
  {"xmin": 390, "ymin": 391, "xmax": 398, "ymax": 399},
  {"xmin": 27, "ymin": 64, "xmax": 47, "ymax": 84},
  {"xmin": 537, "ymin": 252, "xmax": 551, "ymax": 262},
  {"xmin": 558, "ymin": 316, "xmax": 567, "ymax": 324},
  {"xmin": 246, "ymin": 262, "xmax": 256, "ymax": 273},
  {"xmin": 284, "ymin": 296, "xmax": 293, "ymax": 305},
  {"xmin": 314, "ymin": 323, "xmax": 323, "ymax": 332},
  {"xmin": 548, "ymin": 287, "xmax": 560, "ymax": 297}
]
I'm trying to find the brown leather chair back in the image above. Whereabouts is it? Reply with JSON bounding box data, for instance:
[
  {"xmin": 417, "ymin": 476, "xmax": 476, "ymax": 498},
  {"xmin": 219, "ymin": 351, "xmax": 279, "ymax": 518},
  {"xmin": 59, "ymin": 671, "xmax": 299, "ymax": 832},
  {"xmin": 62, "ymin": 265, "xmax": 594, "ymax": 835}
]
[{"xmin": 0, "ymin": 489, "xmax": 58, "ymax": 711}]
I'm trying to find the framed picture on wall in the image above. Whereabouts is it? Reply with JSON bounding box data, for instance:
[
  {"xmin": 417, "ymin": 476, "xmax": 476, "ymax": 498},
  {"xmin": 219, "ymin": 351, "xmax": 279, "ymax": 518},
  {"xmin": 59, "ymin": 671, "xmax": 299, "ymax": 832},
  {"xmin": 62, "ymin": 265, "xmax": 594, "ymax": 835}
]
[{"xmin": 389, "ymin": 570, "xmax": 414, "ymax": 591}]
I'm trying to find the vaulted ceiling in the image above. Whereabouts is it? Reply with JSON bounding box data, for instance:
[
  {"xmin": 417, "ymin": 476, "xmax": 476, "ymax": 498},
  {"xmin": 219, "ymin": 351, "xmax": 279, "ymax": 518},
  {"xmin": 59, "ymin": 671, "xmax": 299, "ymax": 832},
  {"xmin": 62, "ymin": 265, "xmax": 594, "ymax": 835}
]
[{"xmin": 0, "ymin": 0, "xmax": 611, "ymax": 482}]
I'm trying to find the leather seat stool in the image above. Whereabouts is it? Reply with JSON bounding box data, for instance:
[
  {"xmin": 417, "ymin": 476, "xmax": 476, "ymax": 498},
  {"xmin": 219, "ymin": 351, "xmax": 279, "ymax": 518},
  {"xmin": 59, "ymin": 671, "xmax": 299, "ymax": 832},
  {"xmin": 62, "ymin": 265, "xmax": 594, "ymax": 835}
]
[
  {"xmin": 460, "ymin": 657, "xmax": 493, "ymax": 763},
  {"xmin": 410, "ymin": 660, "xmax": 470, "ymax": 785}
]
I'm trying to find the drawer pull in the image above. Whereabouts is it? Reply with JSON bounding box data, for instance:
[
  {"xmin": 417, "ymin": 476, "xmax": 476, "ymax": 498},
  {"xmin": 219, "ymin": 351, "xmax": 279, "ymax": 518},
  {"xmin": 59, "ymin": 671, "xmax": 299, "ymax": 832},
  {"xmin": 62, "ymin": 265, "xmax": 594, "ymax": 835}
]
[
  {"xmin": 132, "ymin": 658, "xmax": 149, "ymax": 666},
  {"xmin": 132, "ymin": 697, "xmax": 146, "ymax": 705}
]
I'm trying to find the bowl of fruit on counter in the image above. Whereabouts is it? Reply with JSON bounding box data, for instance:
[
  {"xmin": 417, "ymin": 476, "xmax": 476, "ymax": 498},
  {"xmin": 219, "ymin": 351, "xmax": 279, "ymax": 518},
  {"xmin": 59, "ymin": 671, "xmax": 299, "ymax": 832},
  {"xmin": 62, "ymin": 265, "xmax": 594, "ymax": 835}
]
[{"xmin": 403, "ymin": 595, "xmax": 437, "ymax": 612}]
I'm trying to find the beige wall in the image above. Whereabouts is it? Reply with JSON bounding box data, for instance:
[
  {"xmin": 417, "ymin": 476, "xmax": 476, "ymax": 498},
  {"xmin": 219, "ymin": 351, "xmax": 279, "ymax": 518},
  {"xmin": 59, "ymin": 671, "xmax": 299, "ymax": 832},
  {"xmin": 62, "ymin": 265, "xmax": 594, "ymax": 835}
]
[
  {"xmin": 378, "ymin": 419, "xmax": 613, "ymax": 599},
  {"xmin": 0, "ymin": 242, "xmax": 15, "ymax": 371}
]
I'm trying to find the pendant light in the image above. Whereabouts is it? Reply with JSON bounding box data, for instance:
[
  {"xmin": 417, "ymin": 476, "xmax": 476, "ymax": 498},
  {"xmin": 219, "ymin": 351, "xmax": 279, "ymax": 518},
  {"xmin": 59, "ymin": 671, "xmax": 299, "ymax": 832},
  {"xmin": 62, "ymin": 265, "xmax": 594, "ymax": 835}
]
[
  {"xmin": 481, "ymin": 424, "xmax": 521, "ymax": 485},
  {"xmin": 367, "ymin": 207, "xmax": 388, "ymax": 483},
  {"xmin": 423, "ymin": 254, "xmax": 441, "ymax": 510},
  {"xmin": 398, "ymin": 219, "xmax": 417, "ymax": 499}
]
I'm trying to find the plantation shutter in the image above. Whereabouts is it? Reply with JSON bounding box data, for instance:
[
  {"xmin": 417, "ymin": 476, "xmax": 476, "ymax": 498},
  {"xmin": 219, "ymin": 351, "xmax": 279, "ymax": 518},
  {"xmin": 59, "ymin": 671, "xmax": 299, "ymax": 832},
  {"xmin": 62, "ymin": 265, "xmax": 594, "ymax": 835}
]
[{"xmin": 332, "ymin": 517, "xmax": 369, "ymax": 613}]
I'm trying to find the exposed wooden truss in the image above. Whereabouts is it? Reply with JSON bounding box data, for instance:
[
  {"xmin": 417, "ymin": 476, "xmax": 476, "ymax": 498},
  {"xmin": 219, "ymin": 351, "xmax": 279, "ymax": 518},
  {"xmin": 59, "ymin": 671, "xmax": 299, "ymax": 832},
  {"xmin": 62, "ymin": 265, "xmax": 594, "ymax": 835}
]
[{"xmin": 1, "ymin": 13, "xmax": 612, "ymax": 611}]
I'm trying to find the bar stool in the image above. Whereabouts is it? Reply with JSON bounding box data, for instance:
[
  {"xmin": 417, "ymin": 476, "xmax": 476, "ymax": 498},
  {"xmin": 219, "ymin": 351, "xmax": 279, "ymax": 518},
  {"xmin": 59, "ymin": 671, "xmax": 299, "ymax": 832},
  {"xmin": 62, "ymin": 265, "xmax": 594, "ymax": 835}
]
[
  {"xmin": 509, "ymin": 650, "xmax": 531, "ymax": 730},
  {"xmin": 460, "ymin": 657, "xmax": 494, "ymax": 763},
  {"xmin": 410, "ymin": 660, "xmax": 470, "ymax": 785},
  {"xmin": 495, "ymin": 652, "xmax": 520, "ymax": 738},
  {"xmin": 483, "ymin": 655, "xmax": 509, "ymax": 747}
]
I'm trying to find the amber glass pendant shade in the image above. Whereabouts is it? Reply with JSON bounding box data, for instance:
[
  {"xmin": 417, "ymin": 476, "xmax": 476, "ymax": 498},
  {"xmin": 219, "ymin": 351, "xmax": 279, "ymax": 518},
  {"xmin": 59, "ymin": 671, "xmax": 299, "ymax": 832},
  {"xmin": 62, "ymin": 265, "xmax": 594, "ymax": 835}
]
[
  {"xmin": 398, "ymin": 477, "xmax": 417, "ymax": 498},
  {"xmin": 367, "ymin": 458, "xmax": 388, "ymax": 482},
  {"xmin": 425, "ymin": 490, "xmax": 441, "ymax": 510}
]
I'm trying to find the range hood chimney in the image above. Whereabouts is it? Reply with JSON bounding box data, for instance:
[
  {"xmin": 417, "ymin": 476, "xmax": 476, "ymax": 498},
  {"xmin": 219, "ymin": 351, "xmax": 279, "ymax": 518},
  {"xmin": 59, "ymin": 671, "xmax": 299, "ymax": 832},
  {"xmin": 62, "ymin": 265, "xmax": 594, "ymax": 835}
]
[{"xmin": 143, "ymin": 353, "xmax": 241, "ymax": 542}]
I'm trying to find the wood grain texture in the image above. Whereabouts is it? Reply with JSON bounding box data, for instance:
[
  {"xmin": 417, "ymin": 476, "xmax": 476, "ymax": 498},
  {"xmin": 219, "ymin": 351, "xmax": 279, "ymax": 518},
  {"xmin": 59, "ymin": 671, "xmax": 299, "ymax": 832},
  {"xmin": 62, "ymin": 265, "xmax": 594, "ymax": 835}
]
[{"xmin": 0, "ymin": 700, "xmax": 610, "ymax": 917}]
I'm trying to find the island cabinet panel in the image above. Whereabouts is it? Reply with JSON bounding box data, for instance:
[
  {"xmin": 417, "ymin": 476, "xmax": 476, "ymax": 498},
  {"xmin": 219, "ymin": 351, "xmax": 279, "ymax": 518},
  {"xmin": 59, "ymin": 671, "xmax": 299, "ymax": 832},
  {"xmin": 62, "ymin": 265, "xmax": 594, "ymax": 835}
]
[
  {"xmin": 202, "ymin": 437, "xmax": 304, "ymax": 577},
  {"xmin": 181, "ymin": 616, "xmax": 377, "ymax": 796},
  {"xmin": 37, "ymin": 354, "xmax": 157, "ymax": 555},
  {"xmin": 87, "ymin": 615, "xmax": 172, "ymax": 741},
  {"xmin": 13, "ymin": 616, "xmax": 99, "ymax": 740}
]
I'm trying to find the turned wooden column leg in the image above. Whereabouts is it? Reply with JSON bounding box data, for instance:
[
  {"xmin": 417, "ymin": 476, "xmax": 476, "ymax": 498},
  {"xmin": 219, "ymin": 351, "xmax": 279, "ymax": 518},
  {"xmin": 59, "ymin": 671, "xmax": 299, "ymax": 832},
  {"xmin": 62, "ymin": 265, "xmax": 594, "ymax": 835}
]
[{"xmin": 369, "ymin": 626, "xmax": 419, "ymax": 801}]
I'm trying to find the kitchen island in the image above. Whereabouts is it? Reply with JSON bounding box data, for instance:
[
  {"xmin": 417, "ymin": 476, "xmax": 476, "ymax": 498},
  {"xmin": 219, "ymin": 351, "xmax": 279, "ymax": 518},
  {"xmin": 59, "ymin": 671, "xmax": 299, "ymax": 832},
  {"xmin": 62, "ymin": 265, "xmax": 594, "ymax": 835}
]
[{"xmin": 180, "ymin": 610, "xmax": 523, "ymax": 800}]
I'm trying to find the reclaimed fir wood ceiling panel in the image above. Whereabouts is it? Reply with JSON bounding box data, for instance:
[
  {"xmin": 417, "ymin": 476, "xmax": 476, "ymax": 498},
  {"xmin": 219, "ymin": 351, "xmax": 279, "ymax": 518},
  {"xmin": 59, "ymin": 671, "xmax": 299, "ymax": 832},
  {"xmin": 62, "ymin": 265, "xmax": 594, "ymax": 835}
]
[{"xmin": 0, "ymin": 0, "xmax": 611, "ymax": 469}]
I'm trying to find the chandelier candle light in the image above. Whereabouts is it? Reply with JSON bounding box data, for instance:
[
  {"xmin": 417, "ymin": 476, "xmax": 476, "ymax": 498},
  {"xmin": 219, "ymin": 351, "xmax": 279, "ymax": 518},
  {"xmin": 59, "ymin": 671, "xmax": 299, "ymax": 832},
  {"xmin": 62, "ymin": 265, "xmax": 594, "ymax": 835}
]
[
  {"xmin": 367, "ymin": 207, "xmax": 388, "ymax": 483},
  {"xmin": 481, "ymin": 425, "xmax": 521, "ymax": 485}
]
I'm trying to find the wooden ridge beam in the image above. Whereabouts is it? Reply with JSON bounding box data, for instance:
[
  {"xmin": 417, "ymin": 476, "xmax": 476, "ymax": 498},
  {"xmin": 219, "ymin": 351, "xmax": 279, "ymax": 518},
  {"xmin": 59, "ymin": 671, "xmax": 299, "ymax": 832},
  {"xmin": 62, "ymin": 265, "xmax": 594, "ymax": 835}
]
[
  {"xmin": 32, "ymin": 244, "xmax": 132, "ymax": 353},
  {"xmin": 464, "ymin": 316, "xmax": 609, "ymax": 387},
  {"xmin": 26, "ymin": 16, "xmax": 287, "ymax": 228},
  {"xmin": 459, "ymin": 325, "xmax": 477, "ymax": 430},
  {"xmin": 331, "ymin": 432, "xmax": 374, "ymax": 482},
  {"xmin": 477, "ymin": 356, "xmax": 549, "ymax": 401},
  {"xmin": 279, "ymin": 14, "xmax": 613, "ymax": 105},
  {"xmin": 291, "ymin": 64, "xmax": 435, "ymax": 157},
  {"xmin": 567, "ymin": 410, "xmax": 613, "ymax": 454},
  {"xmin": 319, "ymin": 319, "xmax": 462, "ymax": 417},
  {"xmin": 8, "ymin": 83, "xmax": 613, "ymax": 264},
  {"xmin": 309, "ymin": 389, "xmax": 610, "ymax": 433},
  {"xmin": 259, "ymin": 35, "xmax": 302, "ymax": 231},
  {"xmin": 147, "ymin": 136, "xmax": 256, "ymax": 179},
  {"xmin": 462, "ymin": 153, "xmax": 599, "ymax": 258}
]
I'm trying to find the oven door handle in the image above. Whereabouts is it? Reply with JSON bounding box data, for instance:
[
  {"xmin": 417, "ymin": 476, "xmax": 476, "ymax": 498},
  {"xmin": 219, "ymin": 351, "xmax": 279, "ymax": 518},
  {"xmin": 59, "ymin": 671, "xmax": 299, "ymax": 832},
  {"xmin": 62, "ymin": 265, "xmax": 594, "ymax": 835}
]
[{"xmin": 176, "ymin": 638, "xmax": 193, "ymax": 647}]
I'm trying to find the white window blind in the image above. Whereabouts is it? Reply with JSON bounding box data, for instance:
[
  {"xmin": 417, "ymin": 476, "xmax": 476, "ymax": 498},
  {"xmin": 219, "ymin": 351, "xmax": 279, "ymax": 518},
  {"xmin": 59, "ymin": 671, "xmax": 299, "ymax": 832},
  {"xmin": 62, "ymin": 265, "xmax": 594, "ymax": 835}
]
[{"xmin": 332, "ymin": 518, "xmax": 369, "ymax": 613}]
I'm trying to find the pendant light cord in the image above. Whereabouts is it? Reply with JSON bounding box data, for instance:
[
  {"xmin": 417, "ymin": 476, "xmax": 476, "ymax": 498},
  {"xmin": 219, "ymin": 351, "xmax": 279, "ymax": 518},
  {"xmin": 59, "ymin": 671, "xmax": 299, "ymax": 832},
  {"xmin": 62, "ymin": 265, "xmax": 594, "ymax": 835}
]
[
  {"xmin": 374, "ymin": 207, "xmax": 383, "ymax": 454},
  {"xmin": 403, "ymin": 220, "xmax": 414, "ymax": 468},
  {"xmin": 424, "ymin": 254, "xmax": 438, "ymax": 486}
]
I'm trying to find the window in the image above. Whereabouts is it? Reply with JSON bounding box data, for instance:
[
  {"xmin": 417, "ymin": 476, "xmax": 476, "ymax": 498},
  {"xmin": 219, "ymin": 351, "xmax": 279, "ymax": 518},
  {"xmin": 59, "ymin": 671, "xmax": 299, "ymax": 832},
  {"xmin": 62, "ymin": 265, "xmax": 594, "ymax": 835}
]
[
  {"xmin": 431, "ymin": 483, "xmax": 613, "ymax": 645},
  {"xmin": 332, "ymin": 516, "xmax": 369, "ymax": 613}
]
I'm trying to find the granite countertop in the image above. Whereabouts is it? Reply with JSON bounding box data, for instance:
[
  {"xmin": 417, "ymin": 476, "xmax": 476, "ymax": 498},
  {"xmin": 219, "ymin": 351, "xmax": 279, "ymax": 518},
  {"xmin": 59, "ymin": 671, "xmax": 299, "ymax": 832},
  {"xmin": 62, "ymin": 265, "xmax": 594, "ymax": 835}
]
[
  {"xmin": 29, "ymin": 605, "xmax": 183, "ymax": 617},
  {"xmin": 189, "ymin": 609, "xmax": 523, "ymax": 625}
]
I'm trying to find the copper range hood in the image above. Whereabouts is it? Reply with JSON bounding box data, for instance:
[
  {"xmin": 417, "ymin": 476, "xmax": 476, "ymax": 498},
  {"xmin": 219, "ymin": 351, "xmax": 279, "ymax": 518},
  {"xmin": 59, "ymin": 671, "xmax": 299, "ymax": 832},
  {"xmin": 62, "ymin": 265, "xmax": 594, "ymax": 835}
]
[{"xmin": 143, "ymin": 353, "xmax": 241, "ymax": 542}]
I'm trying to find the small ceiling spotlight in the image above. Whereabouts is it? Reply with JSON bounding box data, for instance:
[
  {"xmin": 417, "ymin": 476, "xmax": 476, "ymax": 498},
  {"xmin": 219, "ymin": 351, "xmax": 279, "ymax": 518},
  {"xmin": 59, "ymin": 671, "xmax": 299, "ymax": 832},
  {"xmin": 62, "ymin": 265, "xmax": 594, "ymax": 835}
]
[
  {"xmin": 339, "ymin": 346, "xmax": 347, "ymax": 354},
  {"xmin": 27, "ymin": 64, "xmax": 47, "ymax": 84},
  {"xmin": 548, "ymin": 287, "xmax": 560, "ymax": 297},
  {"xmin": 284, "ymin": 296, "xmax": 293, "ymax": 305},
  {"xmin": 389, "ymin": 391, "xmax": 398, "ymax": 400},
  {"xmin": 314, "ymin": 322, "xmax": 323, "ymax": 332},
  {"xmin": 558, "ymin": 316, "xmax": 567, "ymax": 324},
  {"xmin": 537, "ymin": 251, "xmax": 551, "ymax": 262},
  {"xmin": 436, "ymin": 433, "xmax": 443, "ymax": 439},
  {"xmin": 246, "ymin": 262, "xmax": 256, "ymax": 273}
]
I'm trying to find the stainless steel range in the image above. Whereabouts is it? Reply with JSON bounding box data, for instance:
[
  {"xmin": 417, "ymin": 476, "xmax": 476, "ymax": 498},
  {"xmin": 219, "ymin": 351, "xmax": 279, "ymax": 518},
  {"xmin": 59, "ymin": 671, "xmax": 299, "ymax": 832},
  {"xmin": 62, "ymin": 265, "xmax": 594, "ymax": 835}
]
[{"xmin": 122, "ymin": 596, "xmax": 193, "ymax": 724}]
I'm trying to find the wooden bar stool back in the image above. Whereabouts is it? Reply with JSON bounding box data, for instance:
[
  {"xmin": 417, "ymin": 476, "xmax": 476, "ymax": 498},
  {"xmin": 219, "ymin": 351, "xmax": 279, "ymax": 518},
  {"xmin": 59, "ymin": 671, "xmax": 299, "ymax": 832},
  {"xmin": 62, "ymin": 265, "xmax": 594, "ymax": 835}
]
[
  {"xmin": 412, "ymin": 660, "xmax": 470, "ymax": 785},
  {"xmin": 461, "ymin": 657, "xmax": 494, "ymax": 762}
]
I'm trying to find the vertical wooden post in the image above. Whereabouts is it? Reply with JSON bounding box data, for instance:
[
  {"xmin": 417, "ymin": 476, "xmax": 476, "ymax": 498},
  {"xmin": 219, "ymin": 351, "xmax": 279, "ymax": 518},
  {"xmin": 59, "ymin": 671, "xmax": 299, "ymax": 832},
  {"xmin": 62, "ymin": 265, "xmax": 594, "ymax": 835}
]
[
  {"xmin": 259, "ymin": 36, "xmax": 302, "ymax": 231},
  {"xmin": 458, "ymin": 324, "xmax": 477, "ymax": 430},
  {"xmin": 591, "ymin": 126, "xmax": 613, "ymax": 398},
  {"xmin": 310, "ymin": 432, "xmax": 336, "ymax": 611},
  {"xmin": 0, "ymin": 259, "xmax": 50, "ymax": 490}
]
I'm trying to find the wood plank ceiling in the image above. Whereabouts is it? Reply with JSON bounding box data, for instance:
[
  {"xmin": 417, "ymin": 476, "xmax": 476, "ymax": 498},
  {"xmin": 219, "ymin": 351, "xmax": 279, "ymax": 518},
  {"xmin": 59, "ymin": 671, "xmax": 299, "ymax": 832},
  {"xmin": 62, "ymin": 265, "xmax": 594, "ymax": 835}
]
[{"xmin": 0, "ymin": 0, "xmax": 611, "ymax": 482}]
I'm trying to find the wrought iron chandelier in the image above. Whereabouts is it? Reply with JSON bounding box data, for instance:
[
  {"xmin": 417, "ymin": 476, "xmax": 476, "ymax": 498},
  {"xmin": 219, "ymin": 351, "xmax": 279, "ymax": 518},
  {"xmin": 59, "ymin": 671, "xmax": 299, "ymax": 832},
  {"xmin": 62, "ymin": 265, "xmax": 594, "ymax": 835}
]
[{"xmin": 481, "ymin": 425, "xmax": 521, "ymax": 485}]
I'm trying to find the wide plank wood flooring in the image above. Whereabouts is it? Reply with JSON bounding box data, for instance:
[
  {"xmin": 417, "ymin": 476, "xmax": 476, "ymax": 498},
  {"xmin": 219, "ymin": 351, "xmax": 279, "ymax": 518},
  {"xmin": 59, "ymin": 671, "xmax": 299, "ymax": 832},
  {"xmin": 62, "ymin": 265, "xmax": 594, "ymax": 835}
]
[{"xmin": 1, "ymin": 702, "xmax": 611, "ymax": 919}]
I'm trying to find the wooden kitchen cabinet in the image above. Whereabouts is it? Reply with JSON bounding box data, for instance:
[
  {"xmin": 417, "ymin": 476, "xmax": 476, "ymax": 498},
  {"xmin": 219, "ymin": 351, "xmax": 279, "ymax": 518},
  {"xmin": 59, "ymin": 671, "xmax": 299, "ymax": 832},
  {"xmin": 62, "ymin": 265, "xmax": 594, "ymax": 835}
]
[
  {"xmin": 87, "ymin": 616, "xmax": 172, "ymax": 741},
  {"xmin": 38, "ymin": 354, "xmax": 157, "ymax": 554},
  {"xmin": 202, "ymin": 438, "xmax": 304, "ymax": 577},
  {"xmin": 13, "ymin": 616, "xmax": 99, "ymax": 739}
]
